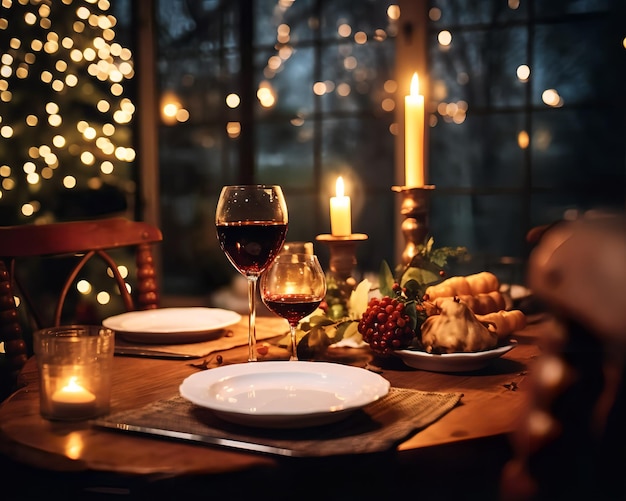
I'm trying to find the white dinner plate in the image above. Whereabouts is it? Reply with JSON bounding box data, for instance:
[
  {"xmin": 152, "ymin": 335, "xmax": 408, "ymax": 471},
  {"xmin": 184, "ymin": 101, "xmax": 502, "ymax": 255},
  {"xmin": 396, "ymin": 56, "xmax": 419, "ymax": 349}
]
[
  {"xmin": 103, "ymin": 307, "xmax": 241, "ymax": 344},
  {"xmin": 394, "ymin": 343, "xmax": 516, "ymax": 373},
  {"xmin": 179, "ymin": 361, "xmax": 390, "ymax": 428}
]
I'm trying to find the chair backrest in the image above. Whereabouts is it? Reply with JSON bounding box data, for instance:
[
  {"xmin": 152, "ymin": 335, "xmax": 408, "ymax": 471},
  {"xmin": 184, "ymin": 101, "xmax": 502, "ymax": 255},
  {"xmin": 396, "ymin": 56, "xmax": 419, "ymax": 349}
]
[{"xmin": 0, "ymin": 217, "xmax": 163, "ymax": 399}]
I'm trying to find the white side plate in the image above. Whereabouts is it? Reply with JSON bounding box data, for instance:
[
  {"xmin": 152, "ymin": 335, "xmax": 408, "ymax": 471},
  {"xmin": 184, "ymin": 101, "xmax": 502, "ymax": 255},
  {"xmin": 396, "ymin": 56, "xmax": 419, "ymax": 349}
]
[
  {"xmin": 179, "ymin": 361, "xmax": 390, "ymax": 428},
  {"xmin": 103, "ymin": 307, "xmax": 241, "ymax": 344},
  {"xmin": 394, "ymin": 343, "xmax": 516, "ymax": 373}
]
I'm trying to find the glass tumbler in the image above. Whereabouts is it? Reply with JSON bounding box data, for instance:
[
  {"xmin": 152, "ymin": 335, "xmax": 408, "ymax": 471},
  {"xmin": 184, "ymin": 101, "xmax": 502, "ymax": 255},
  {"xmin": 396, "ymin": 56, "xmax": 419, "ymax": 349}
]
[{"xmin": 34, "ymin": 325, "xmax": 114, "ymax": 421}]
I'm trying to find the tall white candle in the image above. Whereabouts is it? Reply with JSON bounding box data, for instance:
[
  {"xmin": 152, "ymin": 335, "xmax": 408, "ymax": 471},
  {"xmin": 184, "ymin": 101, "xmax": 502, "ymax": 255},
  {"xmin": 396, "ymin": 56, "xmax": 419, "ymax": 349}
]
[
  {"xmin": 405, "ymin": 72, "xmax": 425, "ymax": 187},
  {"xmin": 330, "ymin": 176, "xmax": 351, "ymax": 236}
]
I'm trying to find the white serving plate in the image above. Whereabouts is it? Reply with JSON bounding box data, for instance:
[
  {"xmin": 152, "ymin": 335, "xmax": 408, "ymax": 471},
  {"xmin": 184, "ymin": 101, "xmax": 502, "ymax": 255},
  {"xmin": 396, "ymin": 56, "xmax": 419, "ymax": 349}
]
[
  {"xmin": 394, "ymin": 343, "xmax": 516, "ymax": 373},
  {"xmin": 103, "ymin": 307, "xmax": 241, "ymax": 344},
  {"xmin": 179, "ymin": 361, "xmax": 390, "ymax": 428}
]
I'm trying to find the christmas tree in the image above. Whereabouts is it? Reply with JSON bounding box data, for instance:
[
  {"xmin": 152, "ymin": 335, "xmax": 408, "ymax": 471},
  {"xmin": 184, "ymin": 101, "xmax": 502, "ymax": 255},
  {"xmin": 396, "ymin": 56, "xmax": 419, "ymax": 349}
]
[
  {"xmin": 0, "ymin": 0, "xmax": 138, "ymax": 324},
  {"xmin": 0, "ymin": 0, "xmax": 136, "ymax": 225}
]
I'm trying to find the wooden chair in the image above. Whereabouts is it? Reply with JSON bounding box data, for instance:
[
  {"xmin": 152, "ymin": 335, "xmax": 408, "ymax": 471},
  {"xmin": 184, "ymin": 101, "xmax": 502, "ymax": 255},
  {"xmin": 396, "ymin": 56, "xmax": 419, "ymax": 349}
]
[
  {"xmin": 0, "ymin": 217, "xmax": 163, "ymax": 400},
  {"xmin": 501, "ymin": 211, "xmax": 626, "ymax": 501}
]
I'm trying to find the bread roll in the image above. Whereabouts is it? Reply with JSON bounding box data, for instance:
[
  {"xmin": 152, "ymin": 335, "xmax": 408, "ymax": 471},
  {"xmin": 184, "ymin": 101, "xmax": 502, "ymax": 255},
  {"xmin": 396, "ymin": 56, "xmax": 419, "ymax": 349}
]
[
  {"xmin": 475, "ymin": 310, "xmax": 526, "ymax": 339},
  {"xmin": 425, "ymin": 271, "xmax": 499, "ymax": 299},
  {"xmin": 432, "ymin": 290, "xmax": 506, "ymax": 315}
]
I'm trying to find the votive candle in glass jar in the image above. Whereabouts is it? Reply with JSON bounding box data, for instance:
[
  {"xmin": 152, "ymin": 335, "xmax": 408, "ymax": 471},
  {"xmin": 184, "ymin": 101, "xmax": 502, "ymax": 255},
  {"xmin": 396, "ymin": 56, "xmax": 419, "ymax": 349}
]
[{"xmin": 34, "ymin": 325, "xmax": 114, "ymax": 421}]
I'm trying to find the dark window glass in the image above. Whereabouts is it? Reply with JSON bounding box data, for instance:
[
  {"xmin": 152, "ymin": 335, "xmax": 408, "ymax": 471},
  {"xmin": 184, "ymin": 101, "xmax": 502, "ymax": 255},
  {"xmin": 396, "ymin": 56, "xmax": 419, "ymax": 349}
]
[
  {"xmin": 428, "ymin": 0, "xmax": 625, "ymax": 276},
  {"xmin": 430, "ymin": 114, "xmax": 526, "ymax": 190},
  {"xmin": 428, "ymin": 27, "xmax": 528, "ymax": 110},
  {"xmin": 535, "ymin": 0, "xmax": 613, "ymax": 17},
  {"xmin": 256, "ymin": 121, "xmax": 315, "ymax": 188},
  {"xmin": 533, "ymin": 19, "xmax": 619, "ymax": 105},
  {"xmin": 155, "ymin": 0, "xmax": 396, "ymax": 294},
  {"xmin": 430, "ymin": 0, "xmax": 528, "ymax": 25},
  {"xmin": 254, "ymin": 0, "xmax": 316, "ymax": 46},
  {"xmin": 253, "ymin": 47, "xmax": 316, "ymax": 117},
  {"xmin": 152, "ymin": 0, "xmax": 625, "ymax": 295}
]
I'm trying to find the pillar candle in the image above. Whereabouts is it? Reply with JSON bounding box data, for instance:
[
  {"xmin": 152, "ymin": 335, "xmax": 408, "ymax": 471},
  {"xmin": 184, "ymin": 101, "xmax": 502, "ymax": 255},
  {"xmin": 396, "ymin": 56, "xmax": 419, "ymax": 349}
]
[
  {"xmin": 405, "ymin": 72, "xmax": 425, "ymax": 187},
  {"xmin": 330, "ymin": 176, "xmax": 351, "ymax": 236}
]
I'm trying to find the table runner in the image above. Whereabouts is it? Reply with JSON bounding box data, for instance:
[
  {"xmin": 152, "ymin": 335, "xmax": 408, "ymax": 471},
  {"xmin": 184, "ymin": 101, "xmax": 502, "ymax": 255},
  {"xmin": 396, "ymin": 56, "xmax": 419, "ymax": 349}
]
[{"xmin": 93, "ymin": 387, "xmax": 463, "ymax": 457}]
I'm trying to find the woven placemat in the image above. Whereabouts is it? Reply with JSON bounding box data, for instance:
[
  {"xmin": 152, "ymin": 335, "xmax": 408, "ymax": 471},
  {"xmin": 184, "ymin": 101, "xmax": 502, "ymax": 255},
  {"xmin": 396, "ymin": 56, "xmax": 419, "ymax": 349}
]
[
  {"xmin": 114, "ymin": 316, "xmax": 287, "ymax": 358},
  {"xmin": 93, "ymin": 387, "xmax": 463, "ymax": 457}
]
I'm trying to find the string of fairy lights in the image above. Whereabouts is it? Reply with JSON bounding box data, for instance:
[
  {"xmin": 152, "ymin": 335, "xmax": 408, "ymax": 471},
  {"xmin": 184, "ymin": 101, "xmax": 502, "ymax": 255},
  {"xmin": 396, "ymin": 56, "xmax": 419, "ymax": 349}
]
[{"xmin": 0, "ymin": 0, "xmax": 135, "ymax": 220}]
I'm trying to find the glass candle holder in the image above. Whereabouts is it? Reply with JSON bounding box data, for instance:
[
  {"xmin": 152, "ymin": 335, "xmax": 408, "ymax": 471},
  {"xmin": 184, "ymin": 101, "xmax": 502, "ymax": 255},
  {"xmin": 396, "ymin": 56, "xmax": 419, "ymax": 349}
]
[{"xmin": 34, "ymin": 325, "xmax": 114, "ymax": 421}]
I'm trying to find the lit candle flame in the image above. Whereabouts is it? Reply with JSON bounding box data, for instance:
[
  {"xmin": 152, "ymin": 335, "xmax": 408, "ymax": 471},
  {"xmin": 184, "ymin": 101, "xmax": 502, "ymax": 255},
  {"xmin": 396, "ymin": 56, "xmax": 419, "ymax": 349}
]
[
  {"xmin": 336, "ymin": 176, "xmax": 345, "ymax": 197},
  {"xmin": 64, "ymin": 376, "xmax": 85, "ymax": 393},
  {"xmin": 410, "ymin": 72, "xmax": 419, "ymax": 96}
]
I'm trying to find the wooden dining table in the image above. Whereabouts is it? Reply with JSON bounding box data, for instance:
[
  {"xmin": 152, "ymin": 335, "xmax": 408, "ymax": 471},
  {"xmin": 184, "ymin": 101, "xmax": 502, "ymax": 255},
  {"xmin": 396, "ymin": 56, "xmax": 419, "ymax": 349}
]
[{"xmin": 0, "ymin": 313, "xmax": 549, "ymax": 500}]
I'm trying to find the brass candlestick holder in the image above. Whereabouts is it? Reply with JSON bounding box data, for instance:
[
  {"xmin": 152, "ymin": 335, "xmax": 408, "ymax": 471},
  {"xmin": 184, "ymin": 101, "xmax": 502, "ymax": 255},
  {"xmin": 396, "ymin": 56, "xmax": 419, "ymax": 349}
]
[
  {"xmin": 315, "ymin": 233, "xmax": 368, "ymax": 317},
  {"xmin": 392, "ymin": 185, "xmax": 435, "ymax": 266},
  {"xmin": 315, "ymin": 233, "xmax": 368, "ymax": 281}
]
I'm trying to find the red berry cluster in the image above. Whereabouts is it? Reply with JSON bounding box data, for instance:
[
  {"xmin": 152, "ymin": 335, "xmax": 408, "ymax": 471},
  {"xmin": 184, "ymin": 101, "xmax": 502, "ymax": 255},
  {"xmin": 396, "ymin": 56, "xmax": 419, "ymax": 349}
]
[{"xmin": 358, "ymin": 292, "xmax": 415, "ymax": 356}]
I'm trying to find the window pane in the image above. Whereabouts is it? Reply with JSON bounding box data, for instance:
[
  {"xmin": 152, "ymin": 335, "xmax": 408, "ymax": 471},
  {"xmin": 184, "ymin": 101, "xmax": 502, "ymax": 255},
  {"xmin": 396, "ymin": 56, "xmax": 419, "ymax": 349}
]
[
  {"xmin": 430, "ymin": 114, "xmax": 526, "ymax": 189},
  {"xmin": 282, "ymin": 192, "xmax": 318, "ymax": 241},
  {"xmin": 532, "ymin": 109, "xmax": 625, "ymax": 192},
  {"xmin": 254, "ymin": 0, "xmax": 316, "ymax": 46},
  {"xmin": 533, "ymin": 19, "xmax": 619, "ymax": 105},
  {"xmin": 428, "ymin": 0, "xmax": 625, "ymax": 275},
  {"xmin": 159, "ymin": 123, "xmax": 237, "ymax": 293},
  {"xmin": 354, "ymin": 193, "xmax": 396, "ymax": 272},
  {"xmin": 321, "ymin": 117, "xmax": 394, "ymax": 188},
  {"xmin": 254, "ymin": 47, "xmax": 315, "ymax": 117},
  {"xmin": 530, "ymin": 191, "xmax": 618, "ymax": 229},
  {"xmin": 320, "ymin": 0, "xmax": 396, "ymax": 40},
  {"xmin": 157, "ymin": 1, "xmax": 239, "ymax": 51},
  {"xmin": 156, "ymin": 0, "xmax": 245, "ymax": 293},
  {"xmin": 535, "ymin": 0, "xmax": 613, "ymax": 17},
  {"xmin": 256, "ymin": 122, "xmax": 314, "ymax": 188},
  {"xmin": 430, "ymin": 0, "xmax": 528, "ymax": 26},
  {"xmin": 429, "ymin": 27, "xmax": 528, "ymax": 109},
  {"xmin": 320, "ymin": 42, "xmax": 395, "ymax": 113},
  {"xmin": 431, "ymin": 194, "xmax": 526, "ymax": 264},
  {"xmin": 159, "ymin": 54, "xmax": 240, "ymax": 125}
]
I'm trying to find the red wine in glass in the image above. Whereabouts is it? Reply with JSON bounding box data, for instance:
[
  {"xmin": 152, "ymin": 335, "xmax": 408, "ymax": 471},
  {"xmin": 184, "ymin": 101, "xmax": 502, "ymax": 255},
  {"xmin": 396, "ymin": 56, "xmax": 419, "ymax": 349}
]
[
  {"xmin": 261, "ymin": 253, "xmax": 326, "ymax": 361},
  {"xmin": 216, "ymin": 221, "xmax": 288, "ymax": 275},
  {"xmin": 215, "ymin": 185, "xmax": 288, "ymax": 362},
  {"xmin": 262, "ymin": 294, "xmax": 322, "ymax": 326}
]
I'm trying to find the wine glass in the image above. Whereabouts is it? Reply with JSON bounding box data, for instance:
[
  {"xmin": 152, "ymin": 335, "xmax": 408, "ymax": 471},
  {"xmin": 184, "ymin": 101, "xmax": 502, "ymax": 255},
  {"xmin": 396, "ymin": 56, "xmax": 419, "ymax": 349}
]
[
  {"xmin": 215, "ymin": 185, "xmax": 288, "ymax": 362},
  {"xmin": 260, "ymin": 253, "xmax": 327, "ymax": 361}
]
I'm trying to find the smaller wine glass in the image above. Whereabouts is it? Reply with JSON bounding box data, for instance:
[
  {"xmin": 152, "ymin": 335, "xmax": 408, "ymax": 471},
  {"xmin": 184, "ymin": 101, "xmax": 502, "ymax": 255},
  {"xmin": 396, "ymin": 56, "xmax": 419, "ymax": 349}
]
[{"xmin": 260, "ymin": 253, "xmax": 327, "ymax": 361}]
